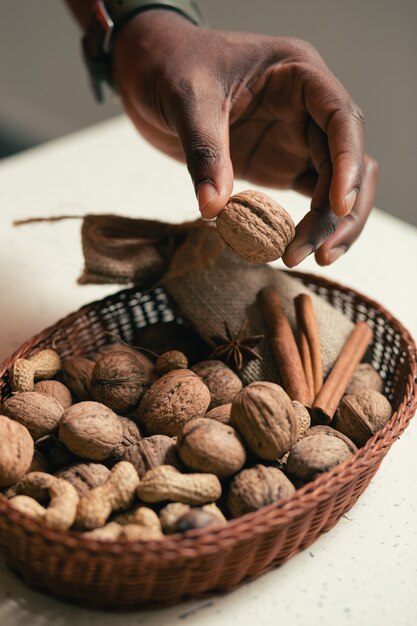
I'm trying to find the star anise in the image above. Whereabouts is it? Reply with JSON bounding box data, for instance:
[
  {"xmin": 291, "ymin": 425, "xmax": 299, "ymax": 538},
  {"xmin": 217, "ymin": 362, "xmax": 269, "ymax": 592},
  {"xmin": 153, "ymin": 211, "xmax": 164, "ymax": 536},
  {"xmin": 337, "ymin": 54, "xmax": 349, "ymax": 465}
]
[{"xmin": 209, "ymin": 320, "xmax": 264, "ymax": 370}]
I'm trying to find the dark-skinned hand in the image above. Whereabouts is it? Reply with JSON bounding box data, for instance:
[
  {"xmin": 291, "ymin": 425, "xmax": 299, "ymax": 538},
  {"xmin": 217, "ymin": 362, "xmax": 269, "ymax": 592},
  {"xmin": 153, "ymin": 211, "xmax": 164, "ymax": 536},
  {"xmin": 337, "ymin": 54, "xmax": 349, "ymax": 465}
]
[{"xmin": 113, "ymin": 10, "xmax": 378, "ymax": 266}]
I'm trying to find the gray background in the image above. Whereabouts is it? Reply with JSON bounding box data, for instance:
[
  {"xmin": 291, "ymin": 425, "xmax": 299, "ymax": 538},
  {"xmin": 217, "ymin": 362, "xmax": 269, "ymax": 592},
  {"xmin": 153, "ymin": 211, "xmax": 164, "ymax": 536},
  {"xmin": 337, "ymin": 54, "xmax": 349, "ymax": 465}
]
[{"xmin": 1, "ymin": 0, "xmax": 416, "ymax": 224}]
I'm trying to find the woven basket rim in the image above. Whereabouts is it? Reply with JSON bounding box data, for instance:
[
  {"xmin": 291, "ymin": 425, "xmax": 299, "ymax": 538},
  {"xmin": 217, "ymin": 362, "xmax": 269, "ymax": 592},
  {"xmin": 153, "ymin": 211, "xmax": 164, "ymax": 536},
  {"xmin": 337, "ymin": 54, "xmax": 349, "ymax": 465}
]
[{"xmin": 0, "ymin": 270, "xmax": 416, "ymax": 558}]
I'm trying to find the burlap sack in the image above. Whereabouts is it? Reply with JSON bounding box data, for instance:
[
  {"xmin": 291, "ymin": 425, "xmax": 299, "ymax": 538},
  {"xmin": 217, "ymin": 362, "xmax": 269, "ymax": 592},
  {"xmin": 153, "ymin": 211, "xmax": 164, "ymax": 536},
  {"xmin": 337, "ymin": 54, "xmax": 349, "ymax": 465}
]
[{"xmin": 79, "ymin": 215, "xmax": 353, "ymax": 384}]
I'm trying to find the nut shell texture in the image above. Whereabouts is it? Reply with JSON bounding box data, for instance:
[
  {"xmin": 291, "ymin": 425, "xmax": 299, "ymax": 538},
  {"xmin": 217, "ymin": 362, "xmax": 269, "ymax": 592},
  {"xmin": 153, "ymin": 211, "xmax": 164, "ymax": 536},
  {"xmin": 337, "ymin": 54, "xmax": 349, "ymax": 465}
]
[
  {"xmin": 334, "ymin": 389, "xmax": 392, "ymax": 447},
  {"xmin": 228, "ymin": 465, "xmax": 295, "ymax": 518},
  {"xmin": 231, "ymin": 382, "xmax": 297, "ymax": 460},
  {"xmin": 34, "ymin": 380, "xmax": 72, "ymax": 410},
  {"xmin": 2, "ymin": 392, "xmax": 64, "ymax": 440},
  {"xmin": 139, "ymin": 369, "xmax": 211, "ymax": 436},
  {"xmin": 177, "ymin": 418, "xmax": 246, "ymax": 477},
  {"xmin": 122, "ymin": 434, "xmax": 181, "ymax": 478},
  {"xmin": 61, "ymin": 356, "xmax": 95, "ymax": 401},
  {"xmin": 55, "ymin": 462, "xmax": 110, "ymax": 496},
  {"xmin": 0, "ymin": 415, "xmax": 34, "ymax": 487},
  {"xmin": 216, "ymin": 190, "xmax": 295, "ymax": 263},
  {"xmin": 91, "ymin": 351, "xmax": 146, "ymax": 414},
  {"xmin": 191, "ymin": 361, "xmax": 242, "ymax": 409},
  {"xmin": 155, "ymin": 351, "xmax": 188, "ymax": 376},
  {"xmin": 59, "ymin": 401, "xmax": 123, "ymax": 461},
  {"xmin": 137, "ymin": 465, "xmax": 221, "ymax": 505},
  {"xmin": 345, "ymin": 363, "xmax": 384, "ymax": 396},
  {"xmin": 287, "ymin": 434, "xmax": 353, "ymax": 482}
]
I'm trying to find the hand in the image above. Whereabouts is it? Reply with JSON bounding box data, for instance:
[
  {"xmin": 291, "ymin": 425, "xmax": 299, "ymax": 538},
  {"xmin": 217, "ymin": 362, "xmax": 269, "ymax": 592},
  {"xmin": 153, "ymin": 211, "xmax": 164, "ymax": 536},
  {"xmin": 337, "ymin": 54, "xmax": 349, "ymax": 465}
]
[{"xmin": 113, "ymin": 11, "xmax": 378, "ymax": 266}]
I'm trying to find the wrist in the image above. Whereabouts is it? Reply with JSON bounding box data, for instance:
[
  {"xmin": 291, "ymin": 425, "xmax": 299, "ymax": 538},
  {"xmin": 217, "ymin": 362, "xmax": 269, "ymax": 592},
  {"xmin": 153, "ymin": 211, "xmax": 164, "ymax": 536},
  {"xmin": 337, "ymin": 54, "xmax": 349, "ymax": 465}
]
[{"xmin": 82, "ymin": 0, "xmax": 205, "ymax": 102}]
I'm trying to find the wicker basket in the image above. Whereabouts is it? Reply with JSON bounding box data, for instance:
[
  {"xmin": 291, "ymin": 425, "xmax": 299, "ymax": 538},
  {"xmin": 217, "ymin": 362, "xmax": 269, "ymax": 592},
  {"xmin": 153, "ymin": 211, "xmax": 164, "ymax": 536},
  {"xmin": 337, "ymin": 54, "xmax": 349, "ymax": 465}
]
[{"xmin": 0, "ymin": 271, "xmax": 415, "ymax": 609}]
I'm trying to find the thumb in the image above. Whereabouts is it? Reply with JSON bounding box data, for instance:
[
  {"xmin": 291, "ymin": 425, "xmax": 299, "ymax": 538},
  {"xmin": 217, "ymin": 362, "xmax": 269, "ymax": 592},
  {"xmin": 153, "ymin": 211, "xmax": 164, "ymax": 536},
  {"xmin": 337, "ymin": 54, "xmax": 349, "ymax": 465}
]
[{"xmin": 174, "ymin": 90, "xmax": 234, "ymax": 218}]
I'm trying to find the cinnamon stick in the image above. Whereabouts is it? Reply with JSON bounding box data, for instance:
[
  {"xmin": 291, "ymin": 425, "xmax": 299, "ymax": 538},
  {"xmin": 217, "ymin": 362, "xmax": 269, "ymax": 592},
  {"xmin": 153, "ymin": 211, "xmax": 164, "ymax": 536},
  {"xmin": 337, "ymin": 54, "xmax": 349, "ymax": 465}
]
[
  {"xmin": 294, "ymin": 294, "xmax": 323, "ymax": 400},
  {"xmin": 312, "ymin": 321, "xmax": 373, "ymax": 424},
  {"xmin": 296, "ymin": 322, "xmax": 315, "ymax": 405},
  {"xmin": 258, "ymin": 286, "xmax": 311, "ymax": 406}
]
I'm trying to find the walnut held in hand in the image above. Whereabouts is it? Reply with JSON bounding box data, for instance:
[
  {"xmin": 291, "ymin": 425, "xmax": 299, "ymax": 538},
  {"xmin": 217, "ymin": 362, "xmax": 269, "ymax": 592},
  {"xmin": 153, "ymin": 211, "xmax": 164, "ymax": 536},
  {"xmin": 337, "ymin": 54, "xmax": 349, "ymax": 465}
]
[{"xmin": 216, "ymin": 190, "xmax": 295, "ymax": 264}]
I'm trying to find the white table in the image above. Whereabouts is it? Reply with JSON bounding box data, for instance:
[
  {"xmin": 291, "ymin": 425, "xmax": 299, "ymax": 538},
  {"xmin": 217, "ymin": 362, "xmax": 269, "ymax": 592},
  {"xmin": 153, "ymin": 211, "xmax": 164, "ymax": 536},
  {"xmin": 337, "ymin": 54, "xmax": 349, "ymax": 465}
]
[{"xmin": 0, "ymin": 117, "xmax": 416, "ymax": 626}]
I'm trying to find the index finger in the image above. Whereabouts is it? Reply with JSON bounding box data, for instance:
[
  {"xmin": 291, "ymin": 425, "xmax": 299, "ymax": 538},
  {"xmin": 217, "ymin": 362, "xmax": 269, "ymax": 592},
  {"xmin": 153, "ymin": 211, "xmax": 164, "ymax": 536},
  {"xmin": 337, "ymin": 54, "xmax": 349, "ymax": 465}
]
[{"xmin": 300, "ymin": 67, "xmax": 365, "ymax": 216}]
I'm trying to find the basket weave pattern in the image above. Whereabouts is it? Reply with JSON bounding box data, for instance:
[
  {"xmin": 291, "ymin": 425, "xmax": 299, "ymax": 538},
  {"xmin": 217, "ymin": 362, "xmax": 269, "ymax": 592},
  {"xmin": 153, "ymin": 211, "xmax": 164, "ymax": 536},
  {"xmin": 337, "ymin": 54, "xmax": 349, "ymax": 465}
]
[{"xmin": 0, "ymin": 272, "xmax": 416, "ymax": 609}]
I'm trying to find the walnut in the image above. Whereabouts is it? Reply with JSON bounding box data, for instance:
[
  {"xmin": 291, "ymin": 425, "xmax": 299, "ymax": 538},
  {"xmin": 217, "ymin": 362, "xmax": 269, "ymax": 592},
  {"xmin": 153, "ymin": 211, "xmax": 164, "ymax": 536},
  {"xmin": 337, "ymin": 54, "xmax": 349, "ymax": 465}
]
[
  {"xmin": 61, "ymin": 356, "xmax": 95, "ymax": 401},
  {"xmin": 216, "ymin": 190, "xmax": 295, "ymax": 263},
  {"xmin": 55, "ymin": 462, "xmax": 110, "ymax": 496},
  {"xmin": 333, "ymin": 389, "xmax": 393, "ymax": 447},
  {"xmin": 107, "ymin": 416, "xmax": 142, "ymax": 464},
  {"xmin": 286, "ymin": 434, "xmax": 354, "ymax": 483},
  {"xmin": 58, "ymin": 401, "xmax": 123, "ymax": 461},
  {"xmin": 345, "ymin": 363, "xmax": 384, "ymax": 396},
  {"xmin": 122, "ymin": 434, "xmax": 181, "ymax": 478},
  {"xmin": 91, "ymin": 351, "xmax": 147, "ymax": 414},
  {"xmin": 228, "ymin": 465, "xmax": 295, "ymax": 518},
  {"xmin": 1, "ymin": 392, "xmax": 64, "ymax": 440},
  {"xmin": 34, "ymin": 380, "xmax": 72, "ymax": 410},
  {"xmin": 92, "ymin": 342, "xmax": 156, "ymax": 383},
  {"xmin": 177, "ymin": 418, "xmax": 246, "ymax": 478},
  {"xmin": 0, "ymin": 415, "xmax": 34, "ymax": 487},
  {"xmin": 277, "ymin": 401, "xmax": 311, "ymax": 468},
  {"xmin": 205, "ymin": 403, "xmax": 232, "ymax": 425},
  {"xmin": 28, "ymin": 449, "xmax": 51, "ymax": 474},
  {"xmin": 159, "ymin": 502, "xmax": 226, "ymax": 533},
  {"xmin": 231, "ymin": 381, "xmax": 297, "ymax": 460},
  {"xmin": 155, "ymin": 351, "xmax": 188, "ymax": 376},
  {"xmin": 191, "ymin": 360, "xmax": 242, "ymax": 409},
  {"xmin": 304, "ymin": 425, "xmax": 358, "ymax": 454},
  {"xmin": 139, "ymin": 369, "xmax": 211, "ymax": 436},
  {"xmin": 292, "ymin": 401, "xmax": 311, "ymax": 439}
]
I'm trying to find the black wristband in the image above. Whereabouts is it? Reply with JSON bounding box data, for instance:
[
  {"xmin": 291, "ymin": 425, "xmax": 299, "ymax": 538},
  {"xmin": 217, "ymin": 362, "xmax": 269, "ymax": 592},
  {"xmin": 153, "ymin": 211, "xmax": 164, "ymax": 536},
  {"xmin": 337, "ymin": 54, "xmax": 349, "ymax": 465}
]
[{"xmin": 82, "ymin": 0, "xmax": 206, "ymax": 102}]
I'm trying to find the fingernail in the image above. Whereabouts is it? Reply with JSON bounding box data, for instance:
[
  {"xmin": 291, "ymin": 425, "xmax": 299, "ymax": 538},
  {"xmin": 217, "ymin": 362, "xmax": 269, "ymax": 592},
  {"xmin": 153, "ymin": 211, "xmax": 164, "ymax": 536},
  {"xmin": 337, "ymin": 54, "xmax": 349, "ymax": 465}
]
[
  {"xmin": 328, "ymin": 245, "xmax": 347, "ymax": 263},
  {"xmin": 197, "ymin": 182, "xmax": 218, "ymax": 218},
  {"xmin": 285, "ymin": 243, "xmax": 315, "ymax": 267},
  {"xmin": 343, "ymin": 189, "xmax": 357, "ymax": 215}
]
